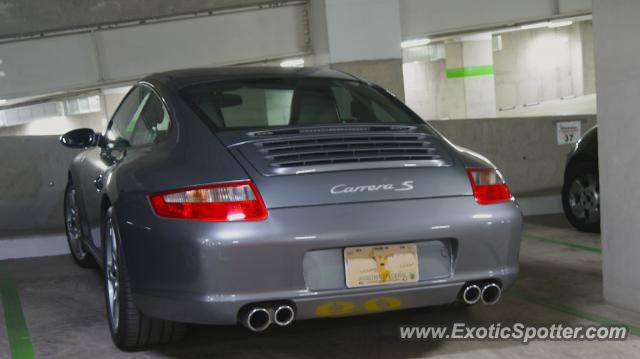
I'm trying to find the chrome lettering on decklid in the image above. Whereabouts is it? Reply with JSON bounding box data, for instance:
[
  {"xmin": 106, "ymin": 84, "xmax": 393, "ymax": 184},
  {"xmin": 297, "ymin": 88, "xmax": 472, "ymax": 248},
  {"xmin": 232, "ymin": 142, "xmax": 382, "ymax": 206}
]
[{"xmin": 330, "ymin": 181, "xmax": 414, "ymax": 195}]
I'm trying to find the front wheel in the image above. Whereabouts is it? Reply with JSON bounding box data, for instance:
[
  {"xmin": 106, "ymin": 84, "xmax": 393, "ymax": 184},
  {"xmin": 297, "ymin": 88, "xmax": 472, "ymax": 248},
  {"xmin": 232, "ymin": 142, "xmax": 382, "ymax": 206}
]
[
  {"xmin": 103, "ymin": 207, "xmax": 186, "ymax": 350},
  {"xmin": 562, "ymin": 162, "xmax": 600, "ymax": 233}
]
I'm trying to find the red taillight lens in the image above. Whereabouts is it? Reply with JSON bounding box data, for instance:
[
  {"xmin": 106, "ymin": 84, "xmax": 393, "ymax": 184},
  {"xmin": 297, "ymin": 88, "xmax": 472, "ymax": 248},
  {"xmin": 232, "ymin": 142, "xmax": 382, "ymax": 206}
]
[
  {"xmin": 149, "ymin": 181, "xmax": 267, "ymax": 221},
  {"xmin": 466, "ymin": 168, "xmax": 512, "ymax": 204}
]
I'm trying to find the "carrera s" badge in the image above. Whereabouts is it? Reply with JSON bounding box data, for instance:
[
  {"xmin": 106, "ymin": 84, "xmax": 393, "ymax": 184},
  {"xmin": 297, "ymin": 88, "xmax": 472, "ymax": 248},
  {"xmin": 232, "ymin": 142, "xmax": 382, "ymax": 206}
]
[{"xmin": 330, "ymin": 181, "xmax": 414, "ymax": 195}]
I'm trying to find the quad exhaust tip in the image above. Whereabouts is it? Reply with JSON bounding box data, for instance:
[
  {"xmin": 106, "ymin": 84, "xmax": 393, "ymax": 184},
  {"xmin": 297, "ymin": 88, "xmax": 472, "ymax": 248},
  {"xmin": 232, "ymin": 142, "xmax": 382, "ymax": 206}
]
[
  {"xmin": 241, "ymin": 304, "xmax": 296, "ymax": 331},
  {"xmin": 242, "ymin": 307, "xmax": 272, "ymax": 332},
  {"xmin": 481, "ymin": 283, "xmax": 502, "ymax": 305},
  {"xmin": 462, "ymin": 284, "xmax": 482, "ymax": 305},
  {"xmin": 462, "ymin": 283, "xmax": 502, "ymax": 305},
  {"xmin": 273, "ymin": 305, "xmax": 295, "ymax": 326}
]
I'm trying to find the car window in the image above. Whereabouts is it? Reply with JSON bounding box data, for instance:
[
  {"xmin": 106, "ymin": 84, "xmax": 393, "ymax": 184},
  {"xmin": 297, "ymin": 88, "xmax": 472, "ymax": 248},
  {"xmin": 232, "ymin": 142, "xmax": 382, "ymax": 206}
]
[
  {"xmin": 105, "ymin": 87, "xmax": 150, "ymax": 144},
  {"xmin": 371, "ymin": 102, "xmax": 396, "ymax": 122},
  {"xmin": 129, "ymin": 92, "xmax": 171, "ymax": 146},
  {"xmin": 181, "ymin": 79, "xmax": 421, "ymax": 129}
]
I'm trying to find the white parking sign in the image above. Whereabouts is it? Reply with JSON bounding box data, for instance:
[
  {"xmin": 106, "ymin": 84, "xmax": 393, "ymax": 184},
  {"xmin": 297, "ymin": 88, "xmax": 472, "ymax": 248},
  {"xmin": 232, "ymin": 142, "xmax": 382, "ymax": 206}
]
[{"xmin": 557, "ymin": 121, "xmax": 581, "ymax": 145}]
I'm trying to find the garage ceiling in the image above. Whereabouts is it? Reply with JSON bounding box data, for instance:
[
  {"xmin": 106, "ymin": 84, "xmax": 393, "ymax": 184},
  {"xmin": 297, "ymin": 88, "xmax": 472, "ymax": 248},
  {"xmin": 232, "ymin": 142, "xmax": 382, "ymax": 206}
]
[
  {"xmin": 0, "ymin": 3, "xmax": 310, "ymax": 100},
  {"xmin": 0, "ymin": 0, "xmax": 288, "ymax": 39}
]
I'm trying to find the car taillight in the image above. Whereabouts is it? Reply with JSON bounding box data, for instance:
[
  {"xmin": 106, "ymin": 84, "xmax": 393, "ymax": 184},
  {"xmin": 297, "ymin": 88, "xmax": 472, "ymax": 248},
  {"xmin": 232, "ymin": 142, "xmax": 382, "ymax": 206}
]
[
  {"xmin": 149, "ymin": 181, "xmax": 267, "ymax": 221},
  {"xmin": 466, "ymin": 168, "xmax": 512, "ymax": 204}
]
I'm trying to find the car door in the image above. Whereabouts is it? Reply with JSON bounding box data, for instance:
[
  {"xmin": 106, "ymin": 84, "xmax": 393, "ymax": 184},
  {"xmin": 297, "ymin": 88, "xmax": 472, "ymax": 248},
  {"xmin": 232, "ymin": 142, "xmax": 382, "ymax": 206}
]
[{"xmin": 78, "ymin": 86, "xmax": 154, "ymax": 249}]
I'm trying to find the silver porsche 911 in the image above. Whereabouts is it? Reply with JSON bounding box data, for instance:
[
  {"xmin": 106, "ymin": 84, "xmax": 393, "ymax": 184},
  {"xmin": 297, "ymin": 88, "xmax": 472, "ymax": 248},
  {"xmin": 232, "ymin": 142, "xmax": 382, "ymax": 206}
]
[{"xmin": 60, "ymin": 67, "xmax": 522, "ymax": 349}]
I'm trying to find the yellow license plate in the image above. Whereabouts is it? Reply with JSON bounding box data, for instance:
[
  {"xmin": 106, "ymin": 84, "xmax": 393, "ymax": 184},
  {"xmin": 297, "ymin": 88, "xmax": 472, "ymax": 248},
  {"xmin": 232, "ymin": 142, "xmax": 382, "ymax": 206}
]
[{"xmin": 344, "ymin": 243, "xmax": 419, "ymax": 288}]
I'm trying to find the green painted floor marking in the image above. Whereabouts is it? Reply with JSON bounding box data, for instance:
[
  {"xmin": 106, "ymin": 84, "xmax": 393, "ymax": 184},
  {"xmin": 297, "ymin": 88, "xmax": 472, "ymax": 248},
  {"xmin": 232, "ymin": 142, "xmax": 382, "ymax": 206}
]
[
  {"xmin": 0, "ymin": 261, "xmax": 35, "ymax": 359},
  {"xmin": 523, "ymin": 233, "xmax": 601, "ymax": 253},
  {"xmin": 511, "ymin": 287, "xmax": 640, "ymax": 337}
]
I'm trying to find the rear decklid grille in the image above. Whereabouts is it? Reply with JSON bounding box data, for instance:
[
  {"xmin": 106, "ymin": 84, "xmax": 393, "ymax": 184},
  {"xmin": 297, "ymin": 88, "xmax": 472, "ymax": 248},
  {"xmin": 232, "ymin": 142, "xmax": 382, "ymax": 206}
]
[
  {"xmin": 222, "ymin": 125, "xmax": 453, "ymax": 176},
  {"xmin": 260, "ymin": 134, "xmax": 442, "ymax": 168},
  {"xmin": 214, "ymin": 125, "xmax": 470, "ymax": 208}
]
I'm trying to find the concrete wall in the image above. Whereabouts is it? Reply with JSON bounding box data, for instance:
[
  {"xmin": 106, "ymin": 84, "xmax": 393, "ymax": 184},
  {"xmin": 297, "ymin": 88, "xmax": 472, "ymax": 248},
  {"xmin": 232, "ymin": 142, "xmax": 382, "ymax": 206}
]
[
  {"xmin": 429, "ymin": 115, "xmax": 597, "ymax": 195},
  {"xmin": 0, "ymin": 112, "xmax": 106, "ymax": 136},
  {"xmin": 332, "ymin": 59, "xmax": 406, "ymax": 101},
  {"xmin": 494, "ymin": 22, "xmax": 593, "ymax": 112},
  {"xmin": 0, "ymin": 92, "xmax": 126, "ymax": 136},
  {"xmin": 403, "ymin": 59, "xmax": 447, "ymax": 120},
  {"xmin": 460, "ymin": 35, "xmax": 497, "ymax": 118},
  {"xmin": 0, "ymin": 136, "xmax": 81, "ymax": 235},
  {"xmin": 593, "ymin": 0, "xmax": 640, "ymax": 312},
  {"xmin": 443, "ymin": 43, "xmax": 467, "ymax": 119},
  {"xmin": 403, "ymin": 20, "xmax": 596, "ymax": 121},
  {"xmin": 0, "ymin": 0, "xmax": 279, "ymax": 38}
]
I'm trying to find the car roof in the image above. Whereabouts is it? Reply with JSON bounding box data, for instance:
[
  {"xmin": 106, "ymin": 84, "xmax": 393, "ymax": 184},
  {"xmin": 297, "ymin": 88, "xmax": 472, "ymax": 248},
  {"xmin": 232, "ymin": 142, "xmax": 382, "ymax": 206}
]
[{"xmin": 143, "ymin": 66, "xmax": 361, "ymax": 89}]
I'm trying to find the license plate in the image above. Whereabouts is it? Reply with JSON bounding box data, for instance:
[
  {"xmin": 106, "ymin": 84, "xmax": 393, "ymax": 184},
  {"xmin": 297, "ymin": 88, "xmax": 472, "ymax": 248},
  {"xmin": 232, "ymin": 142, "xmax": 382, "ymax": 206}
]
[{"xmin": 344, "ymin": 243, "xmax": 419, "ymax": 288}]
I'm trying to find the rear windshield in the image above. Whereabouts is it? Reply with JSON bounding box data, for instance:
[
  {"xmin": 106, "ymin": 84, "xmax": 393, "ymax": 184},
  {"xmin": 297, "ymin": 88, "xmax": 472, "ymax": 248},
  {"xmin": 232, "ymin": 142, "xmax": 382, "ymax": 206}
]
[{"xmin": 181, "ymin": 78, "xmax": 422, "ymax": 129}]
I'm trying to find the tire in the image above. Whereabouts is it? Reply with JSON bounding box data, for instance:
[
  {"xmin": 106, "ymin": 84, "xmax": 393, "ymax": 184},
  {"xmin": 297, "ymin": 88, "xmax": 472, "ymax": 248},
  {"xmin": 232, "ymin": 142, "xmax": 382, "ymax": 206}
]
[
  {"xmin": 103, "ymin": 207, "xmax": 186, "ymax": 350},
  {"xmin": 562, "ymin": 162, "xmax": 600, "ymax": 233},
  {"xmin": 64, "ymin": 180, "xmax": 96, "ymax": 268}
]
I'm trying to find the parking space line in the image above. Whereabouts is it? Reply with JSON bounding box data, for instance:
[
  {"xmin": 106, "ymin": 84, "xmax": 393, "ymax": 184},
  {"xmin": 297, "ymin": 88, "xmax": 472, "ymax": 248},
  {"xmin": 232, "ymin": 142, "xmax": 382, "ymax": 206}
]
[
  {"xmin": 511, "ymin": 288, "xmax": 640, "ymax": 336},
  {"xmin": 523, "ymin": 234, "xmax": 601, "ymax": 253},
  {"xmin": 0, "ymin": 261, "xmax": 35, "ymax": 359}
]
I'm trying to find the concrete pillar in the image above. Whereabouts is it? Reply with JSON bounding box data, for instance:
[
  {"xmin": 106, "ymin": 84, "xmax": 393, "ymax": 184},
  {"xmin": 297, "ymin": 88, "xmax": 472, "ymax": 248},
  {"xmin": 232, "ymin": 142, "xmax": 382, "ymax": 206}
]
[
  {"xmin": 309, "ymin": 0, "xmax": 404, "ymax": 99},
  {"xmin": 580, "ymin": 21, "xmax": 596, "ymax": 95},
  {"xmin": 445, "ymin": 33, "xmax": 497, "ymax": 119},
  {"xmin": 444, "ymin": 42, "xmax": 467, "ymax": 119},
  {"xmin": 593, "ymin": 0, "xmax": 640, "ymax": 312}
]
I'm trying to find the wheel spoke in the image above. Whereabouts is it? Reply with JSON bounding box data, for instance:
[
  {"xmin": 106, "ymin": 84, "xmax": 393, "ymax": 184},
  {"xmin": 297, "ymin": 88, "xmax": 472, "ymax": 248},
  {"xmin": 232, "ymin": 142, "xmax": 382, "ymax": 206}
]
[
  {"xmin": 572, "ymin": 203, "xmax": 585, "ymax": 218},
  {"xmin": 570, "ymin": 181, "xmax": 584, "ymax": 194},
  {"xmin": 75, "ymin": 236, "xmax": 84, "ymax": 252},
  {"xmin": 105, "ymin": 218, "xmax": 120, "ymax": 331}
]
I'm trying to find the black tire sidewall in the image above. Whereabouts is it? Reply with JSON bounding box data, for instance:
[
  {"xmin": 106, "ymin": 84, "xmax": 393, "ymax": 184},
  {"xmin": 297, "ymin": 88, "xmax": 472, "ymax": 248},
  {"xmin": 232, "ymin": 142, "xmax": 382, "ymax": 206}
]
[
  {"xmin": 562, "ymin": 162, "xmax": 600, "ymax": 233},
  {"xmin": 103, "ymin": 207, "xmax": 129, "ymax": 347},
  {"xmin": 101, "ymin": 207, "xmax": 186, "ymax": 350}
]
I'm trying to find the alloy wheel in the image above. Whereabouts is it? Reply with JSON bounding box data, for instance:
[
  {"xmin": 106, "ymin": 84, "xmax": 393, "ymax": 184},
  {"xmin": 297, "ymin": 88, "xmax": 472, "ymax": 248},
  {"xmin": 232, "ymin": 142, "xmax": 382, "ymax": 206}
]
[
  {"xmin": 568, "ymin": 173, "xmax": 600, "ymax": 224},
  {"xmin": 65, "ymin": 187, "xmax": 87, "ymax": 259}
]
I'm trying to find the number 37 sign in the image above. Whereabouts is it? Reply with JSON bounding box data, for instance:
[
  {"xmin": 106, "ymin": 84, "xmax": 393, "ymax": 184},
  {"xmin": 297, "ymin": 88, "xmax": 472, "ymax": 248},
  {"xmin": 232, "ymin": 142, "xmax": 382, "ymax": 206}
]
[{"xmin": 557, "ymin": 121, "xmax": 581, "ymax": 145}]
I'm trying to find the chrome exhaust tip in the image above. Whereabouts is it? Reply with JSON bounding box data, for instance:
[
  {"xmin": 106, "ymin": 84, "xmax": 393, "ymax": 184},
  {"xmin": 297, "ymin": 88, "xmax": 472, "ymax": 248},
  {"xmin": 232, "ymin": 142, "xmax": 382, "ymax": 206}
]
[
  {"xmin": 273, "ymin": 305, "xmax": 295, "ymax": 326},
  {"xmin": 462, "ymin": 284, "xmax": 482, "ymax": 305},
  {"xmin": 241, "ymin": 307, "xmax": 272, "ymax": 332},
  {"xmin": 481, "ymin": 283, "xmax": 502, "ymax": 305}
]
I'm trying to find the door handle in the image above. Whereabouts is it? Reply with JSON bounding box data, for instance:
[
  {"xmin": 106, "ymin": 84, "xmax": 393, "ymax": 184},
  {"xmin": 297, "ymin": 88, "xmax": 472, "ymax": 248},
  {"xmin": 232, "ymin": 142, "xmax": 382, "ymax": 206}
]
[{"xmin": 94, "ymin": 174, "xmax": 104, "ymax": 191}]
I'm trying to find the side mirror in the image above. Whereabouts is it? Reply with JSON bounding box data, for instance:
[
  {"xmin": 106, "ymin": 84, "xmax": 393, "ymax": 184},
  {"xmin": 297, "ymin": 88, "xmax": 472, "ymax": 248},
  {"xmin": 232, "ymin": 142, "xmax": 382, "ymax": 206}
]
[{"xmin": 59, "ymin": 128, "xmax": 98, "ymax": 148}]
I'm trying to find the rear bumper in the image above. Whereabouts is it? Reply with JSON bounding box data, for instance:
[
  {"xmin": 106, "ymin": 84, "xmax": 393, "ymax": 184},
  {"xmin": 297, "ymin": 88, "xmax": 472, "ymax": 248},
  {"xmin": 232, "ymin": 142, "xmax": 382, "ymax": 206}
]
[{"xmin": 115, "ymin": 195, "xmax": 522, "ymax": 325}]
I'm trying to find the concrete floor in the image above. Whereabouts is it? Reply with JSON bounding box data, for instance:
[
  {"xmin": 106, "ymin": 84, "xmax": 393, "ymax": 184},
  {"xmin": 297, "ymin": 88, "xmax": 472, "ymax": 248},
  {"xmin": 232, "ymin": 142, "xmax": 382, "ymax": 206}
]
[{"xmin": 2, "ymin": 214, "xmax": 640, "ymax": 358}]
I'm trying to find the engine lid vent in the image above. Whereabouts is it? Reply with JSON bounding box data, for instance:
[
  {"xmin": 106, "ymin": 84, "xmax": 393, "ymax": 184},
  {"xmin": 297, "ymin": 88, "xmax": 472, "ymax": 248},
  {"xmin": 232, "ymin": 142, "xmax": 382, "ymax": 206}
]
[
  {"xmin": 248, "ymin": 125, "xmax": 418, "ymax": 137},
  {"xmin": 236, "ymin": 130, "xmax": 453, "ymax": 175}
]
